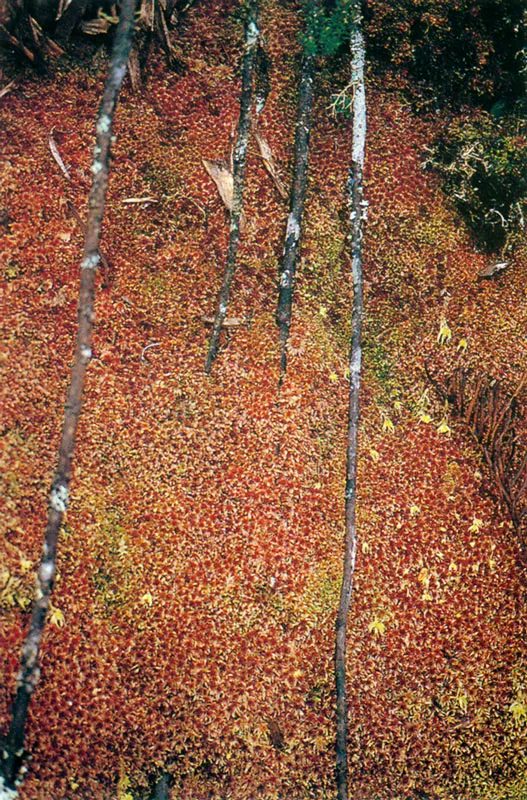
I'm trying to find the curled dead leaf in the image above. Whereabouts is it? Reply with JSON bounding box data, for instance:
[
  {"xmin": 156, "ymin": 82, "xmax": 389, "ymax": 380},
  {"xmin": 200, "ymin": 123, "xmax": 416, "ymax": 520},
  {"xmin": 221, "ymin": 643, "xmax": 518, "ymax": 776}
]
[{"xmin": 254, "ymin": 130, "xmax": 288, "ymax": 200}]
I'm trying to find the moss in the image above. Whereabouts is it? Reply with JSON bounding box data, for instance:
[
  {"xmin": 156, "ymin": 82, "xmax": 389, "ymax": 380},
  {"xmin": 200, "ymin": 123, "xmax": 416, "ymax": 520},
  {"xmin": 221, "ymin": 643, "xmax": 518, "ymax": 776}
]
[
  {"xmin": 91, "ymin": 508, "xmax": 136, "ymax": 618},
  {"xmin": 139, "ymin": 159, "xmax": 182, "ymax": 197},
  {"xmin": 363, "ymin": 324, "xmax": 396, "ymax": 400}
]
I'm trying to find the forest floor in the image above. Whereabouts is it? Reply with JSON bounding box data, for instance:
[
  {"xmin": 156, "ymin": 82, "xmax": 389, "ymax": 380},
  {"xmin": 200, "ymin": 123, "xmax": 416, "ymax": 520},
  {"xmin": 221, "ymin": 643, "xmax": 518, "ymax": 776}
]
[{"xmin": 2, "ymin": 1, "xmax": 527, "ymax": 798}]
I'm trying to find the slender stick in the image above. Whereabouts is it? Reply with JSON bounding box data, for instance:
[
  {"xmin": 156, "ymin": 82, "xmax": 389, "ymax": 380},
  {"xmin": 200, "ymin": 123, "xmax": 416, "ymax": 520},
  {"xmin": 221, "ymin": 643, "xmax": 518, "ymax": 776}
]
[
  {"xmin": 204, "ymin": 2, "xmax": 260, "ymax": 374},
  {"xmin": 0, "ymin": 2, "xmax": 136, "ymax": 791},
  {"xmin": 276, "ymin": 49, "xmax": 316, "ymax": 377},
  {"xmin": 335, "ymin": 15, "xmax": 367, "ymax": 800}
]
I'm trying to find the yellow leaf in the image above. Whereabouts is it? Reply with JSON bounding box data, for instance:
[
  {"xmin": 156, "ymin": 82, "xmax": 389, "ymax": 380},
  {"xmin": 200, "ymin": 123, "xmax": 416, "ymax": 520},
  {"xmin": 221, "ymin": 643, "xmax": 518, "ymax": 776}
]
[
  {"xmin": 369, "ymin": 449, "xmax": 380, "ymax": 462},
  {"xmin": 118, "ymin": 759, "xmax": 131, "ymax": 800},
  {"xmin": 457, "ymin": 338, "xmax": 468, "ymax": 352},
  {"xmin": 437, "ymin": 318, "xmax": 452, "ymax": 345},
  {"xmin": 292, "ymin": 669, "xmax": 303, "ymax": 679},
  {"xmin": 329, "ymin": 372, "xmax": 339, "ymax": 382},
  {"xmin": 456, "ymin": 685, "xmax": 468, "ymax": 714},
  {"xmin": 409, "ymin": 504, "xmax": 420, "ymax": 517},
  {"xmin": 419, "ymin": 412, "xmax": 433, "ymax": 423},
  {"xmin": 140, "ymin": 591, "xmax": 153, "ymax": 606},
  {"xmin": 50, "ymin": 606, "xmax": 65, "ymax": 627},
  {"xmin": 393, "ymin": 400, "xmax": 403, "ymax": 412},
  {"xmin": 418, "ymin": 567, "xmax": 429, "ymax": 586},
  {"xmin": 510, "ymin": 697, "xmax": 527, "ymax": 725},
  {"xmin": 20, "ymin": 557, "xmax": 33, "ymax": 574},
  {"xmin": 368, "ymin": 618, "xmax": 386, "ymax": 636},
  {"xmin": 16, "ymin": 595, "xmax": 31, "ymax": 611},
  {"xmin": 319, "ymin": 306, "xmax": 328, "ymax": 318},
  {"xmin": 313, "ymin": 734, "xmax": 330, "ymax": 752},
  {"xmin": 437, "ymin": 420, "xmax": 451, "ymax": 435},
  {"xmin": 382, "ymin": 416, "xmax": 395, "ymax": 433},
  {"xmin": 361, "ymin": 540, "xmax": 370, "ymax": 554},
  {"xmin": 469, "ymin": 517, "xmax": 484, "ymax": 533}
]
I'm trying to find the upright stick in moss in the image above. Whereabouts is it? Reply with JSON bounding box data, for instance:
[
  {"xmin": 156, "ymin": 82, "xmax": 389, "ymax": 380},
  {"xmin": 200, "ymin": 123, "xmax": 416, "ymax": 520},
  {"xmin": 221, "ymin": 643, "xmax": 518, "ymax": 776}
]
[
  {"xmin": 276, "ymin": 48, "xmax": 315, "ymax": 377},
  {"xmin": 204, "ymin": 2, "xmax": 260, "ymax": 374},
  {"xmin": 0, "ymin": 2, "xmax": 136, "ymax": 792},
  {"xmin": 335, "ymin": 13, "xmax": 367, "ymax": 800}
]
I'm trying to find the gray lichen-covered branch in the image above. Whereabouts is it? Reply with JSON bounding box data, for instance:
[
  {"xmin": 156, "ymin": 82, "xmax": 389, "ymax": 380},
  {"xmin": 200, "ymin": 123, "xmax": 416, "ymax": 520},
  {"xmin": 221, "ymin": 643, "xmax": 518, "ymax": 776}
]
[
  {"xmin": 334, "ymin": 15, "xmax": 367, "ymax": 800},
  {"xmin": 0, "ymin": 1, "xmax": 136, "ymax": 793},
  {"xmin": 275, "ymin": 48, "xmax": 315, "ymax": 377},
  {"xmin": 204, "ymin": 1, "xmax": 260, "ymax": 374}
]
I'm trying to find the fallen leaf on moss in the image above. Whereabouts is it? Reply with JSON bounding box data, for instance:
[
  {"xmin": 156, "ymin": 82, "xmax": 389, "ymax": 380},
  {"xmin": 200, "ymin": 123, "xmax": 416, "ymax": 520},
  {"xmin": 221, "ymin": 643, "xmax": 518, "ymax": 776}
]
[
  {"xmin": 50, "ymin": 606, "xmax": 65, "ymax": 627},
  {"xmin": 437, "ymin": 318, "xmax": 452, "ymax": 345},
  {"xmin": 368, "ymin": 618, "xmax": 386, "ymax": 636}
]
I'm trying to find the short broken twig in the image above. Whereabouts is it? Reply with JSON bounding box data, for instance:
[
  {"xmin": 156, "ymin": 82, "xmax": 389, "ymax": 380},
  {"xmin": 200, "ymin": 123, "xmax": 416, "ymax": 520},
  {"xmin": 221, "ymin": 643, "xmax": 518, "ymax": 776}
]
[
  {"xmin": 141, "ymin": 342, "xmax": 161, "ymax": 361},
  {"xmin": 0, "ymin": 80, "xmax": 16, "ymax": 100},
  {"xmin": 122, "ymin": 196, "xmax": 158, "ymax": 205}
]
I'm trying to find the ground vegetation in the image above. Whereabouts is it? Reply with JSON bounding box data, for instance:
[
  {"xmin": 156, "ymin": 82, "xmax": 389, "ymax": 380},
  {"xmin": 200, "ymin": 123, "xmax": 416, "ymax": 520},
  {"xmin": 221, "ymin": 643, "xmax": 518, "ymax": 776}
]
[{"xmin": 1, "ymin": 1, "xmax": 527, "ymax": 798}]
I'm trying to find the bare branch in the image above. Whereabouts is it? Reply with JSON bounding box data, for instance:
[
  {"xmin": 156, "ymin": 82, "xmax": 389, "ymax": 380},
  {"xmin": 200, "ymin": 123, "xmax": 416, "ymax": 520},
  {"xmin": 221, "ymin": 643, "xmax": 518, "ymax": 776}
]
[
  {"xmin": 276, "ymin": 49, "xmax": 316, "ymax": 377},
  {"xmin": 0, "ymin": 1, "xmax": 136, "ymax": 791},
  {"xmin": 335, "ymin": 13, "xmax": 367, "ymax": 800},
  {"xmin": 204, "ymin": 1, "xmax": 260, "ymax": 374}
]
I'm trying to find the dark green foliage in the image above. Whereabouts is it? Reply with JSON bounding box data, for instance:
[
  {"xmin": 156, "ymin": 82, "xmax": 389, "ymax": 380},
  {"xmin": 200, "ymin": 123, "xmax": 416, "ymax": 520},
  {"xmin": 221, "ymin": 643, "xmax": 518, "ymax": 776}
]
[
  {"xmin": 301, "ymin": 0, "xmax": 359, "ymax": 57},
  {"xmin": 429, "ymin": 113, "xmax": 527, "ymax": 253},
  {"xmin": 365, "ymin": 0, "xmax": 526, "ymax": 109}
]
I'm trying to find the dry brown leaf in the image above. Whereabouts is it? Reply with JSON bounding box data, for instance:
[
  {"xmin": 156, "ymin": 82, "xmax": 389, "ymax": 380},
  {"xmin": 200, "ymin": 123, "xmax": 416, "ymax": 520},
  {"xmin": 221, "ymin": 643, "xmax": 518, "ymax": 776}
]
[
  {"xmin": 254, "ymin": 130, "xmax": 288, "ymax": 200},
  {"xmin": 203, "ymin": 158, "xmax": 233, "ymax": 211},
  {"xmin": 477, "ymin": 260, "xmax": 509, "ymax": 279},
  {"xmin": 266, "ymin": 719, "xmax": 285, "ymax": 750},
  {"xmin": 81, "ymin": 18, "xmax": 112, "ymax": 34}
]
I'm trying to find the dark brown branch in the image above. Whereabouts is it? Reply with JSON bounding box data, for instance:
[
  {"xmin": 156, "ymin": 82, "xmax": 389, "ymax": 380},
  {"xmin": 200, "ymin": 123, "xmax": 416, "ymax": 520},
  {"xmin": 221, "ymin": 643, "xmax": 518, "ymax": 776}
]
[
  {"xmin": 276, "ymin": 48, "xmax": 316, "ymax": 377},
  {"xmin": 0, "ymin": 22, "xmax": 35, "ymax": 62},
  {"xmin": 427, "ymin": 365, "xmax": 527, "ymax": 545},
  {"xmin": 335, "ymin": 16, "xmax": 367, "ymax": 800},
  {"xmin": 0, "ymin": 1, "xmax": 136, "ymax": 790},
  {"xmin": 204, "ymin": 1, "xmax": 259, "ymax": 374}
]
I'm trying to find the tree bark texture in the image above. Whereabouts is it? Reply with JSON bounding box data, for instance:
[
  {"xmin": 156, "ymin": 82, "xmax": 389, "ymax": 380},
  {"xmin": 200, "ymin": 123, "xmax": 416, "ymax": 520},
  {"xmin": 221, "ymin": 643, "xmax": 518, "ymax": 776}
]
[
  {"xmin": 0, "ymin": 1, "xmax": 136, "ymax": 791},
  {"xmin": 276, "ymin": 50, "xmax": 315, "ymax": 377},
  {"xmin": 335, "ymin": 18, "xmax": 367, "ymax": 800},
  {"xmin": 204, "ymin": 2, "xmax": 259, "ymax": 374}
]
